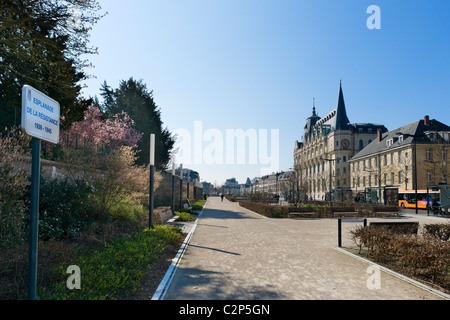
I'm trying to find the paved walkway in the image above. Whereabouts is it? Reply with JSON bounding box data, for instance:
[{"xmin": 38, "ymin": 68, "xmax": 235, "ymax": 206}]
[{"xmin": 163, "ymin": 197, "xmax": 448, "ymax": 300}]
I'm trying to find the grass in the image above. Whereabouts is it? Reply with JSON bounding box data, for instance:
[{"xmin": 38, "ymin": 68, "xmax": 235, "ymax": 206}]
[{"xmin": 37, "ymin": 225, "xmax": 183, "ymax": 300}]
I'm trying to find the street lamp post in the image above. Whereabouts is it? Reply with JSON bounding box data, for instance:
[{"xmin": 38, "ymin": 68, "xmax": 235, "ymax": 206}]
[{"xmin": 396, "ymin": 132, "xmax": 421, "ymax": 214}]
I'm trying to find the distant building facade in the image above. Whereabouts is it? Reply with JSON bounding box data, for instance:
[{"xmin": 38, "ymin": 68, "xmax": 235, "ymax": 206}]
[
  {"xmin": 223, "ymin": 177, "xmax": 240, "ymax": 195},
  {"xmin": 293, "ymin": 82, "xmax": 388, "ymax": 201},
  {"xmin": 349, "ymin": 116, "xmax": 450, "ymax": 203}
]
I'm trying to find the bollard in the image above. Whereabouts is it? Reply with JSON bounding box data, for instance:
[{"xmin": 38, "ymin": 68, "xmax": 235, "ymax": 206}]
[{"xmin": 338, "ymin": 219, "xmax": 342, "ymax": 248}]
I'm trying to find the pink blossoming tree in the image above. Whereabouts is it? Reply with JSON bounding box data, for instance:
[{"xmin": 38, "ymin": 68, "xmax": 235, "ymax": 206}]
[{"xmin": 60, "ymin": 106, "xmax": 143, "ymax": 149}]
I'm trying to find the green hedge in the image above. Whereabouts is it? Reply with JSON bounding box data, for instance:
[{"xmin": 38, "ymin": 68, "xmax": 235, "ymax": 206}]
[{"xmin": 238, "ymin": 201, "xmax": 289, "ymax": 218}]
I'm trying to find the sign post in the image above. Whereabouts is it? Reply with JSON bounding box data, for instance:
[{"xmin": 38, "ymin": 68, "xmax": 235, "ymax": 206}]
[
  {"xmin": 171, "ymin": 155, "xmax": 176, "ymax": 214},
  {"xmin": 179, "ymin": 164, "xmax": 183, "ymax": 209},
  {"xmin": 21, "ymin": 85, "xmax": 60, "ymax": 300},
  {"xmin": 149, "ymin": 134, "xmax": 155, "ymax": 229}
]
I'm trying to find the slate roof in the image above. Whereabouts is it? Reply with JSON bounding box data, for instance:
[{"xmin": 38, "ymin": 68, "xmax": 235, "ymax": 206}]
[
  {"xmin": 312, "ymin": 81, "xmax": 350, "ymax": 131},
  {"xmin": 350, "ymin": 118, "xmax": 450, "ymax": 161}
]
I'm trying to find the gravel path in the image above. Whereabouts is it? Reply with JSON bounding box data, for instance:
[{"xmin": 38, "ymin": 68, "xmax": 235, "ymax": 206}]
[{"xmin": 163, "ymin": 197, "xmax": 447, "ymax": 300}]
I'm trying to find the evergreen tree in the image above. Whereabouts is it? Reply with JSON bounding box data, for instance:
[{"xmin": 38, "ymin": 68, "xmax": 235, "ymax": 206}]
[
  {"xmin": 100, "ymin": 78, "xmax": 174, "ymax": 170},
  {"xmin": 0, "ymin": 0, "xmax": 104, "ymax": 130}
]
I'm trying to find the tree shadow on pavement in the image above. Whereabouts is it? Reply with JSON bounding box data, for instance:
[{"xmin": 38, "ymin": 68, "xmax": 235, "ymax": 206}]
[
  {"xmin": 165, "ymin": 267, "xmax": 288, "ymax": 300},
  {"xmin": 201, "ymin": 208, "xmax": 258, "ymax": 220}
]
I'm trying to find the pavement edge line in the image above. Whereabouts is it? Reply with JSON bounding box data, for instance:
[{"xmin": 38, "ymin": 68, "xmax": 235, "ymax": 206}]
[{"xmin": 151, "ymin": 199, "xmax": 207, "ymax": 300}]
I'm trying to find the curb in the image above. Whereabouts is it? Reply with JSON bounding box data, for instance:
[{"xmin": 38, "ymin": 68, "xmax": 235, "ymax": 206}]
[
  {"xmin": 151, "ymin": 199, "xmax": 207, "ymax": 300},
  {"xmin": 335, "ymin": 247, "xmax": 450, "ymax": 300}
]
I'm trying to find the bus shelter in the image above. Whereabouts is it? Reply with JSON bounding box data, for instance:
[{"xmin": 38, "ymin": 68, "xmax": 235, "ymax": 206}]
[{"xmin": 427, "ymin": 184, "xmax": 450, "ymax": 216}]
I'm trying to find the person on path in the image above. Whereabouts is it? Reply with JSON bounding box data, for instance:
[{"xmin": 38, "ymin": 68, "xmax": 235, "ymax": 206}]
[{"xmin": 221, "ymin": 193, "xmax": 224, "ymax": 202}]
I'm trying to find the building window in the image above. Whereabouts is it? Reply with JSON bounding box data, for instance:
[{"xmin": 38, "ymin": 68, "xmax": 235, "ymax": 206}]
[
  {"xmin": 363, "ymin": 177, "xmax": 366, "ymax": 187},
  {"xmin": 398, "ymin": 151, "xmax": 402, "ymax": 163},
  {"xmin": 427, "ymin": 171, "xmax": 433, "ymax": 183},
  {"xmin": 343, "ymin": 156, "xmax": 347, "ymax": 162},
  {"xmin": 384, "ymin": 155, "xmax": 387, "ymax": 166},
  {"xmin": 399, "ymin": 172, "xmax": 403, "ymax": 184},
  {"xmin": 391, "ymin": 153, "xmax": 395, "ymax": 164},
  {"xmin": 442, "ymin": 149, "xmax": 448, "ymax": 162},
  {"xmin": 391, "ymin": 172, "xmax": 395, "ymax": 185},
  {"xmin": 359, "ymin": 140, "xmax": 363, "ymax": 150},
  {"xmin": 426, "ymin": 149, "xmax": 433, "ymax": 161}
]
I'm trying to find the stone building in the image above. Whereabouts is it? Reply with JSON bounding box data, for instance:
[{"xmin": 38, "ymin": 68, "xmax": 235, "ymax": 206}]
[
  {"xmin": 293, "ymin": 82, "xmax": 388, "ymax": 201},
  {"xmin": 349, "ymin": 116, "xmax": 450, "ymax": 203}
]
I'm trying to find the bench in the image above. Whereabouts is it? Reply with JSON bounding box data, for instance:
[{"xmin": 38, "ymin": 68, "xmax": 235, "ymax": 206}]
[
  {"xmin": 289, "ymin": 211, "xmax": 316, "ymax": 219},
  {"xmin": 371, "ymin": 206, "xmax": 401, "ymax": 218},
  {"xmin": 370, "ymin": 221, "xmax": 419, "ymax": 234},
  {"xmin": 165, "ymin": 215, "xmax": 180, "ymax": 224},
  {"xmin": 331, "ymin": 207, "xmax": 358, "ymax": 218},
  {"xmin": 288, "ymin": 207, "xmax": 316, "ymax": 219},
  {"xmin": 333, "ymin": 211, "xmax": 359, "ymax": 218},
  {"xmin": 374, "ymin": 211, "xmax": 401, "ymax": 218}
]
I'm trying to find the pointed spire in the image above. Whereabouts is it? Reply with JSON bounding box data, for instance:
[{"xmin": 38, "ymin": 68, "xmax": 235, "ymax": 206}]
[
  {"xmin": 312, "ymin": 98, "xmax": 317, "ymax": 117},
  {"xmin": 334, "ymin": 80, "xmax": 350, "ymax": 130}
]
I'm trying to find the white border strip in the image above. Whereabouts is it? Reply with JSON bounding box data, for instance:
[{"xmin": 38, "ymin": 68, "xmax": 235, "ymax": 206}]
[
  {"xmin": 335, "ymin": 247, "xmax": 450, "ymax": 300},
  {"xmin": 151, "ymin": 200, "xmax": 207, "ymax": 300}
]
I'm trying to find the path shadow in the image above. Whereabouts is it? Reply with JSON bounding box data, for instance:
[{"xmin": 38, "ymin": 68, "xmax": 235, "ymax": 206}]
[
  {"xmin": 166, "ymin": 267, "xmax": 288, "ymax": 300},
  {"xmin": 201, "ymin": 208, "xmax": 258, "ymax": 220},
  {"xmin": 188, "ymin": 244, "xmax": 241, "ymax": 256}
]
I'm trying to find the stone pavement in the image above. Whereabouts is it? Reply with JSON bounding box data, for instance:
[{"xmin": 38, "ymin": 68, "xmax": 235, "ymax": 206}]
[{"xmin": 163, "ymin": 197, "xmax": 448, "ymax": 300}]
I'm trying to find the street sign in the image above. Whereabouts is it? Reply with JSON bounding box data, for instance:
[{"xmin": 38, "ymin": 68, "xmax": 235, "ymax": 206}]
[
  {"xmin": 21, "ymin": 85, "xmax": 60, "ymax": 144},
  {"xmin": 20, "ymin": 85, "xmax": 60, "ymax": 300}
]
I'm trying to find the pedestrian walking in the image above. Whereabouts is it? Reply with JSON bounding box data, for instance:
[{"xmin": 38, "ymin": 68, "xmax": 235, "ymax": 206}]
[{"xmin": 221, "ymin": 193, "xmax": 224, "ymax": 202}]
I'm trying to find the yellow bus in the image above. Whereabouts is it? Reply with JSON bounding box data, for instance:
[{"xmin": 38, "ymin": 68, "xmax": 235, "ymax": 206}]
[{"xmin": 398, "ymin": 190, "xmax": 440, "ymax": 209}]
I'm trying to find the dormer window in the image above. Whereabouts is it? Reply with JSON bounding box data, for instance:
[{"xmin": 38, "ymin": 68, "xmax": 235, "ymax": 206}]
[{"xmin": 386, "ymin": 139, "xmax": 393, "ymax": 147}]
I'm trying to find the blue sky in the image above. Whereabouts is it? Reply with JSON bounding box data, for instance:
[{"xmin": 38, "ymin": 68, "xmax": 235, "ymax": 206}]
[{"xmin": 80, "ymin": 0, "xmax": 450, "ymax": 186}]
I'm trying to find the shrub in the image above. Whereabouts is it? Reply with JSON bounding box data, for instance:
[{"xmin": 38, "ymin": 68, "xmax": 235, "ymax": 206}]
[
  {"xmin": 350, "ymin": 223, "xmax": 450, "ymax": 292},
  {"xmin": 38, "ymin": 225, "xmax": 183, "ymax": 300},
  {"xmin": 423, "ymin": 224, "xmax": 450, "ymax": 241},
  {"xmin": 238, "ymin": 201, "xmax": 288, "ymax": 218},
  {"xmin": 36, "ymin": 177, "xmax": 95, "ymax": 241},
  {"xmin": 0, "ymin": 127, "xmax": 31, "ymax": 248},
  {"xmin": 175, "ymin": 211, "xmax": 196, "ymax": 222},
  {"xmin": 192, "ymin": 199, "xmax": 206, "ymax": 207},
  {"xmin": 191, "ymin": 205, "xmax": 203, "ymax": 211}
]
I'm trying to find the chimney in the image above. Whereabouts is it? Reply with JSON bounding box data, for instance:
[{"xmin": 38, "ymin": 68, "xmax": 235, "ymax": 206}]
[
  {"xmin": 377, "ymin": 129, "xmax": 382, "ymax": 143},
  {"xmin": 424, "ymin": 115, "xmax": 430, "ymax": 126}
]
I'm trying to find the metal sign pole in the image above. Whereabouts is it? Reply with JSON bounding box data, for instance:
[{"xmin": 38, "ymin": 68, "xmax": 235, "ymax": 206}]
[
  {"xmin": 149, "ymin": 134, "xmax": 155, "ymax": 229},
  {"xmin": 171, "ymin": 157, "xmax": 175, "ymax": 214},
  {"xmin": 179, "ymin": 164, "xmax": 183, "ymax": 209},
  {"xmin": 28, "ymin": 137, "xmax": 41, "ymax": 300}
]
